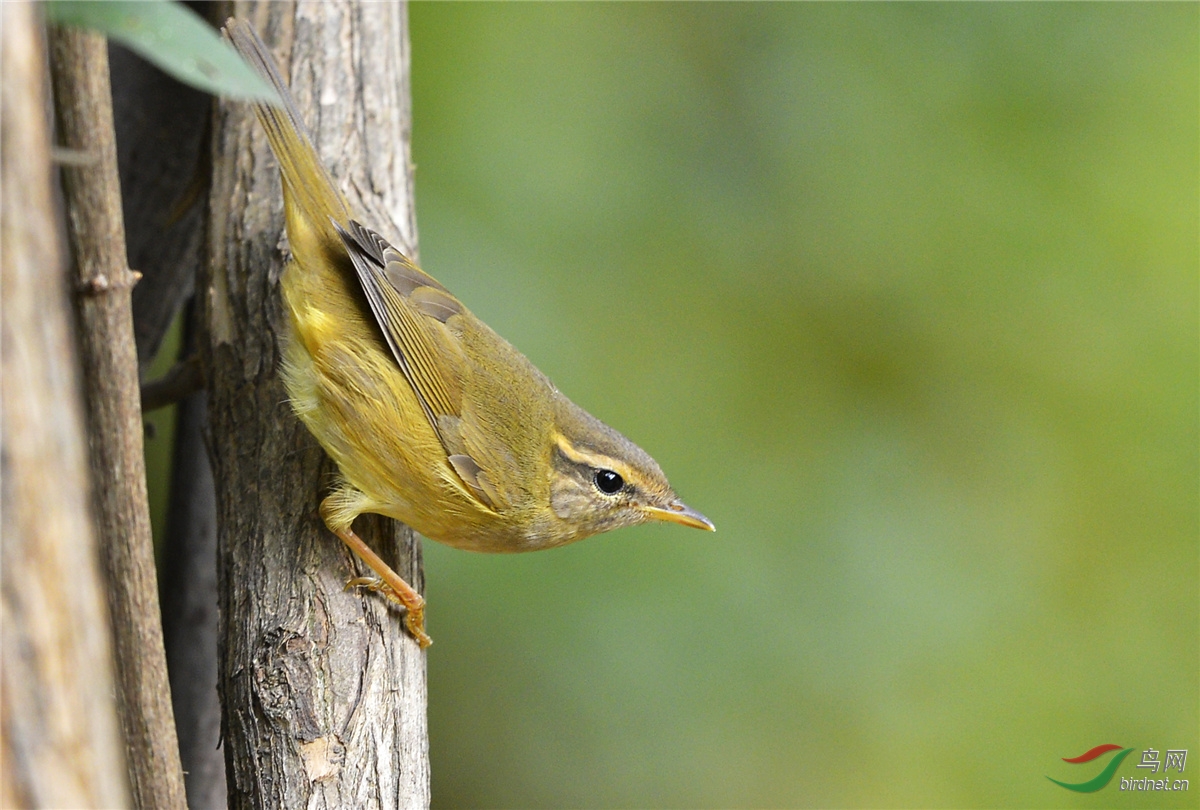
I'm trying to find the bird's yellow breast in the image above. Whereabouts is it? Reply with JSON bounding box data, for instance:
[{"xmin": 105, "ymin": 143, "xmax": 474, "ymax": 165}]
[{"xmin": 278, "ymin": 247, "xmax": 548, "ymax": 552}]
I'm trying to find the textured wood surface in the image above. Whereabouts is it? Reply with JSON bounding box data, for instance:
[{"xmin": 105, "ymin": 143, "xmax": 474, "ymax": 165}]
[
  {"xmin": 203, "ymin": 3, "xmax": 430, "ymax": 807},
  {"xmin": 106, "ymin": 11, "xmax": 225, "ymax": 802},
  {"xmin": 48, "ymin": 23, "xmax": 188, "ymax": 810},
  {"xmin": 0, "ymin": 4, "xmax": 130, "ymax": 807}
]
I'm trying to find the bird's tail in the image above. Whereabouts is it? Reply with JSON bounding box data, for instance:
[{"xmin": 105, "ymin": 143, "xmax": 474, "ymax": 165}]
[{"xmin": 222, "ymin": 18, "xmax": 349, "ymax": 242}]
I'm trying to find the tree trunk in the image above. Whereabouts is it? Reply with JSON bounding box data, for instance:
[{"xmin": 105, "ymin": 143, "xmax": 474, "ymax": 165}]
[
  {"xmin": 202, "ymin": 3, "xmax": 430, "ymax": 807},
  {"xmin": 0, "ymin": 4, "xmax": 130, "ymax": 806}
]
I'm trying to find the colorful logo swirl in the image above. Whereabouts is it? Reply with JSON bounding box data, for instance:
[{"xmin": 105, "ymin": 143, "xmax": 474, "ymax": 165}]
[{"xmin": 1047, "ymin": 744, "xmax": 1134, "ymax": 792}]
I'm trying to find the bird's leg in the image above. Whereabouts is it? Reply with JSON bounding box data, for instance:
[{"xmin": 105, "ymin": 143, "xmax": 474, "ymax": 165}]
[
  {"xmin": 319, "ymin": 497, "xmax": 431, "ymax": 648},
  {"xmin": 337, "ymin": 527, "xmax": 430, "ymax": 648}
]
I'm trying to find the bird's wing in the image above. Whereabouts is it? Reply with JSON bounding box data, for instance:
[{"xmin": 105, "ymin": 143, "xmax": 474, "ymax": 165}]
[{"xmin": 335, "ymin": 219, "xmax": 506, "ymax": 511}]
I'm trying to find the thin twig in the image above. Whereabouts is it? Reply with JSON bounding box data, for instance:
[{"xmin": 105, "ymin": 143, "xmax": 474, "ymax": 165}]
[
  {"xmin": 141, "ymin": 353, "xmax": 205, "ymax": 412},
  {"xmin": 48, "ymin": 24, "xmax": 187, "ymax": 810}
]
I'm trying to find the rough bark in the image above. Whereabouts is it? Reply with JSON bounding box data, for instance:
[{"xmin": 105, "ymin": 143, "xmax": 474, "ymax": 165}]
[
  {"xmin": 0, "ymin": 4, "xmax": 130, "ymax": 806},
  {"xmin": 48, "ymin": 23, "xmax": 187, "ymax": 810},
  {"xmin": 202, "ymin": 3, "xmax": 430, "ymax": 807}
]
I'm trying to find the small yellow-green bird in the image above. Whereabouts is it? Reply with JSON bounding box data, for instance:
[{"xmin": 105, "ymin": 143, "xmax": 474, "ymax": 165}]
[{"xmin": 225, "ymin": 19, "xmax": 713, "ymax": 648}]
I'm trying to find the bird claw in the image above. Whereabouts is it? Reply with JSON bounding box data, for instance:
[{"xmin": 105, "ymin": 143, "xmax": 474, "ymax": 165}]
[
  {"xmin": 345, "ymin": 575, "xmax": 387, "ymax": 595},
  {"xmin": 344, "ymin": 576, "xmax": 431, "ymax": 648}
]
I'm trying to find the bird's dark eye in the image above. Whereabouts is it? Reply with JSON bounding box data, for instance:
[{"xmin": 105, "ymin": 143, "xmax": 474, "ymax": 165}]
[{"xmin": 594, "ymin": 469, "xmax": 624, "ymax": 495}]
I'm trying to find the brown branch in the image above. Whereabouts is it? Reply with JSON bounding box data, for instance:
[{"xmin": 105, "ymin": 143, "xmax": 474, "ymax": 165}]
[
  {"xmin": 0, "ymin": 5, "xmax": 130, "ymax": 806},
  {"xmin": 141, "ymin": 353, "xmax": 205, "ymax": 412},
  {"xmin": 48, "ymin": 23, "xmax": 187, "ymax": 810},
  {"xmin": 204, "ymin": 2, "xmax": 430, "ymax": 807},
  {"xmin": 107, "ymin": 13, "xmax": 224, "ymax": 803},
  {"xmin": 108, "ymin": 33, "xmax": 211, "ymax": 369}
]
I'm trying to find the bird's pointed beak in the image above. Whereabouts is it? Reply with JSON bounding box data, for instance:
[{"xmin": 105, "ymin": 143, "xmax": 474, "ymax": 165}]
[{"xmin": 642, "ymin": 500, "xmax": 715, "ymax": 532}]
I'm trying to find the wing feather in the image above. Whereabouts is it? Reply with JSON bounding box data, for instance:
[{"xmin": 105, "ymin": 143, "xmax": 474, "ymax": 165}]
[{"xmin": 335, "ymin": 219, "xmax": 506, "ymax": 511}]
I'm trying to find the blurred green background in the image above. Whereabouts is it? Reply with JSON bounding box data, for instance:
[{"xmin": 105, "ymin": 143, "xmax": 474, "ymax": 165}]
[
  {"xmin": 138, "ymin": 3, "xmax": 1196, "ymax": 807},
  {"xmin": 403, "ymin": 3, "xmax": 1197, "ymax": 808}
]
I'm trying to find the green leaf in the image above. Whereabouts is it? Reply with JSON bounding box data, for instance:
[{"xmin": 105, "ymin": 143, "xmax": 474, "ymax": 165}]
[{"xmin": 45, "ymin": 0, "xmax": 280, "ymax": 104}]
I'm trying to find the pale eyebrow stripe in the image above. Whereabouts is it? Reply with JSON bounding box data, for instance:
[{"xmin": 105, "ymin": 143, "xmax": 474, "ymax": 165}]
[{"xmin": 553, "ymin": 434, "xmax": 625, "ymax": 474}]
